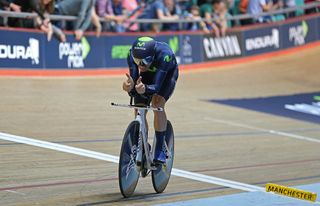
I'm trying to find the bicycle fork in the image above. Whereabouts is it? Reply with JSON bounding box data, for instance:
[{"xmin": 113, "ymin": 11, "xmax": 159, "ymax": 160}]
[{"xmin": 135, "ymin": 110, "xmax": 156, "ymax": 171}]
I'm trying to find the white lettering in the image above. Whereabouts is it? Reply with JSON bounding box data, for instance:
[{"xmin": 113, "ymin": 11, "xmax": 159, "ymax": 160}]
[
  {"xmin": 203, "ymin": 36, "xmax": 241, "ymax": 58},
  {"xmin": 59, "ymin": 42, "xmax": 84, "ymax": 68},
  {"xmin": 246, "ymin": 29, "xmax": 279, "ymax": 51},
  {"xmin": 0, "ymin": 45, "xmax": 7, "ymax": 58},
  {"xmin": 0, "ymin": 38, "xmax": 40, "ymax": 64},
  {"xmin": 289, "ymin": 25, "xmax": 305, "ymax": 46}
]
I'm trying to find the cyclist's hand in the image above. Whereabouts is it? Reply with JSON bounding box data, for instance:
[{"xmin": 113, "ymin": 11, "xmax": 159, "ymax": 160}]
[
  {"xmin": 135, "ymin": 76, "xmax": 145, "ymax": 94},
  {"xmin": 122, "ymin": 73, "xmax": 134, "ymax": 92}
]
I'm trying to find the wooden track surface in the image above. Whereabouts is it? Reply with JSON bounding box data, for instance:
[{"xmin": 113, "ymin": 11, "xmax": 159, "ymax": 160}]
[{"xmin": 1, "ymin": 46, "xmax": 320, "ymax": 206}]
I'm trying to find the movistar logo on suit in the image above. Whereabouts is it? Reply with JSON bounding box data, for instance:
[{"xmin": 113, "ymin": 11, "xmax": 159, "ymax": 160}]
[{"xmin": 164, "ymin": 55, "xmax": 172, "ymax": 62}]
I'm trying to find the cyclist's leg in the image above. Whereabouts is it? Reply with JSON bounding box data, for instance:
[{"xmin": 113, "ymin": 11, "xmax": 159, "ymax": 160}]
[
  {"xmin": 151, "ymin": 95, "xmax": 167, "ymax": 164},
  {"xmin": 152, "ymin": 69, "xmax": 178, "ymax": 163}
]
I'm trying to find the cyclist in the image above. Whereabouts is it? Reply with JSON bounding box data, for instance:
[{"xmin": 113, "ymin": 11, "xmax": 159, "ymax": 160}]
[{"xmin": 122, "ymin": 36, "xmax": 179, "ymax": 165}]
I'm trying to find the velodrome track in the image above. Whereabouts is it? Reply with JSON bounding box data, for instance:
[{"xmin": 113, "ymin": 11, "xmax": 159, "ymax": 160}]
[{"xmin": 0, "ymin": 45, "xmax": 319, "ymax": 206}]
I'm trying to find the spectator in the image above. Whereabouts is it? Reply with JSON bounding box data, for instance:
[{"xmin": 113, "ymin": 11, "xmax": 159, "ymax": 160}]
[
  {"xmin": 239, "ymin": 0, "xmax": 252, "ymax": 25},
  {"xmin": 247, "ymin": 0, "xmax": 272, "ymax": 23},
  {"xmin": 177, "ymin": 0, "xmax": 198, "ymax": 16},
  {"xmin": 0, "ymin": 0, "xmax": 21, "ymax": 12},
  {"xmin": 111, "ymin": 0, "xmax": 126, "ymax": 32},
  {"xmin": 304, "ymin": 0, "xmax": 319, "ymax": 14},
  {"xmin": 95, "ymin": 0, "xmax": 125, "ymax": 32},
  {"xmin": 162, "ymin": 0, "xmax": 182, "ymax": 31},
  {"xmin": 122, "ymin": 0, "xmax": 141, "ymax": 32},
  {"xmin": 185, "ymin": 5, "xmax": 210, "ymax": 33},
  {"xmin": 271, "ymin": 0, "xmax": 286, "ymax": 21},
  {"xmin": 55, "ymin": 0, "xmax": 95, "ymax": 40},
  {"xmin": 91, "ymin": 7, "xmax": 102, "ymax": 37},
  {"xmin": 8, "ymin": 0, "xmax": 65, "ymax": 42},
  {"xmin": 0, "ymin": 0, "xmax": 21, "ymax": 26},
  {"xmin": 203, "ymin": 0, "xmax": 228, "ymax": 37},
  {"xmin": 283, "ymin": 0, "xmax": 296, "ymax": 18},
  {"xmin": 200, "ymin": 0, "xmax": 212, "ymax": 17},
  {"xmin": 138, "ymin": 0, "xmax": 179, "ymax": 32}
]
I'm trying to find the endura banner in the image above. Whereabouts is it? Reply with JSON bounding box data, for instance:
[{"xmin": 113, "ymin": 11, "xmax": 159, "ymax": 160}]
[
  {"xmin": 243, "ymin": 26, "xmax": 281, "ymax": 56},
  {"xmin": 0, "ymin": 30, "xmax": 44, "ymax": 68}
]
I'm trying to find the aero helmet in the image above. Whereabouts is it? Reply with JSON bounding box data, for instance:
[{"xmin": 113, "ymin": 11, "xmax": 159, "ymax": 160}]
[{"xmin": 131, "ymin": 37, "xmax": 156, "ymax": 67}]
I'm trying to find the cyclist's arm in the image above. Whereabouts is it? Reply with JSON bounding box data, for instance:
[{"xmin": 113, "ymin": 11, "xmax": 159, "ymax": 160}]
[
  {"xmin": 127, "ymin": 50, "xmax": 139, "ymax": 96},
  {"xmin": 144, "ymin": 52, "xmax": 175, "ymax": 95},
  {"xmin": 145, "ymin": 69, "xmax": 167, "ymax": 95}
]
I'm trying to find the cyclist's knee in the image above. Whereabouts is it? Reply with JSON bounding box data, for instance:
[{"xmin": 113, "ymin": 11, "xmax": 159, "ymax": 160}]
[{"xmin": 151, "ymin": 95, "xmax": 166, "ymax": 108}]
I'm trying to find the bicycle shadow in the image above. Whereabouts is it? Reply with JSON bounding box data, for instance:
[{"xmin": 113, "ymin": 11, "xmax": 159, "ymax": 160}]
[{"xmin": 77, "ymin": 192, "xmax": 161, "ymax": 206}]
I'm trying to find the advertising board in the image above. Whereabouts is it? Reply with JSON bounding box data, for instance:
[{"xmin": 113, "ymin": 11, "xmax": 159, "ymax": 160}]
[
  {"xmin": 243, "ymin": 26, "xmax": 281, "ymax": 56},
  {"xmin": 281, "ymin": 18, "xmax": 318, "ymax": 49},
  {"xmin": 104, "ymin": 35, "xmax": 138, "ymax": 68},
  {"xmin": 0, "ymin": 30, "xmax": 44, "ymax": 68},
  {"xmin": 202, "ymin": 32, "xmax": 243, "ymax": 61},
  {"xmin": 179, "ymin": 35, "xmax": 202, "ymax": 64},
  {"xmin": 45, "ymin": 36, "xmax": 105, "ymax": 69}
]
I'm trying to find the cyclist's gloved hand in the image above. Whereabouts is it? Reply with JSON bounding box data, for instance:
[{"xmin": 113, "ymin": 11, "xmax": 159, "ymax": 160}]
[
  {"xmin": 135, "ymin": 76, "xmax": 145, "ymax": 94},
  {"xmin": 123, "ymin": 73, "xmax": 134, "ymax": 92}
]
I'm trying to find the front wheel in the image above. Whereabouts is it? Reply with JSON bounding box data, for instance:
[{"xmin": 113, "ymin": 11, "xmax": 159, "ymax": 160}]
[
  {"xmin": 152, "ymin": 120, "xmax": 174, "ymax": 193},
  {"xmin": 118, "ymin": 121, "xmax": 140, "ymax": 198}
]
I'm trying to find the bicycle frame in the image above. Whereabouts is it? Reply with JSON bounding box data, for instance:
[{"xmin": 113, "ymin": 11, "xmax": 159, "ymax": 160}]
[{"xmin": 111, "ymin": 102, "xmax": 163, "ymax": 171}]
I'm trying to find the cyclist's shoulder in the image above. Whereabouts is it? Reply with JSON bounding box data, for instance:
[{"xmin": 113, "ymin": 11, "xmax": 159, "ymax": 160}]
[{"xmin": 155, "ymin": 42, "xmax": 175, "ymax": 57}]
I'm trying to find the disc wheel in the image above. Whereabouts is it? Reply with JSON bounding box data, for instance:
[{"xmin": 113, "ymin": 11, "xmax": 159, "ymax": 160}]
[{"xmin": 118, "ymin": 121, "xmax": 140, "ymax": 197}]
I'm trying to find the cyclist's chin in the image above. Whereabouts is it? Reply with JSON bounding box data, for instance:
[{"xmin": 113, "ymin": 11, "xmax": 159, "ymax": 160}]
[{"xmin": 138, "ymin": 65, "xmax": 149, "ymax": 72}]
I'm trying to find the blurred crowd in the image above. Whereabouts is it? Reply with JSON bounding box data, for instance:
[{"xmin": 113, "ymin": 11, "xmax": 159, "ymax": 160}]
[{"xmin": 0, "ymin": 0, "xmax": 319, "ymax": 41}]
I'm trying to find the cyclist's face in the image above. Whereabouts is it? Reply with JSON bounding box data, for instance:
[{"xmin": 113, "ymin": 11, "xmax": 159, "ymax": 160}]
[{"xmin": 132, "ymin": 55, "xmax": 153, "ymax": 71}]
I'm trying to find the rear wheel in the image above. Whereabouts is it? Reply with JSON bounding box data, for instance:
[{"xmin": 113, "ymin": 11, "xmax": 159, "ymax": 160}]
[
  {"xmin": 118, "ymin": 121, "xmax": 140, "ymax": 198},
  {"xmin": 151, "ymin": 120, "xmax": 174, "ymax": 193}
]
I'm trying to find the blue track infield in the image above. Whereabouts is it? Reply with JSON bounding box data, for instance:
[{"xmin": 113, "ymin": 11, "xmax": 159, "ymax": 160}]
[
  {"xmin": 156, "ymin": 183, "xmax": 320, "ymax": 206},
  {"xmin": 208, "ymin": 92, "xmax": 320, "ymax": 124}
]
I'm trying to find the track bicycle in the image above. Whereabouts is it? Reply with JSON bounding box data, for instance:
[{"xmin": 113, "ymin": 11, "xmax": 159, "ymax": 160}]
[{"xmin": 111, "ymin": 102, "xmax": 174, "ymax": 198}]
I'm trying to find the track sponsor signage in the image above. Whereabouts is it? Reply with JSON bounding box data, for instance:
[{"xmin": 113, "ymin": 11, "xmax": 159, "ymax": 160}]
[
  {"xmin": 266, "ymin": 183, "xmax": 317, "ymax": 202},
  {"xmin": 208, "ymin": 92, "xmax": 320, "ymax": 124},
  {"xmin": 316, "ymin": 15, "xmax": 320, "ymax": 40},
  {"xmin": 202, "ymin": 32, "xmax": 243, "ymax": 61},
  {"xmin": 244, "ymin": 26, "xmax": 280, "ymax": 56},
  {"xmin": 0, "ymin": 30, "xmax": 43, "ymax": 68},
  {"xmin": 104, "ymin": 34, "xmax": 202, "ymax": 67},
  {"xmin": 104, "ymin": 35, "xmax": 138, "ymax": 68},
  {"xmin": 45, "ymin": 36, "xmax": 104, "ymax": 69},
  {"xmin": 156, "ymin": 35, "xmax": 202, "ymax": 64},
  {"xmin": 180, "ymin": 35, "xmax": 202, "ymax": 64},
  {"xmin": 281, "ymin": 18, "xmax": 318, "ymax": 49},
  {"xmin": 1, "ymin": 14, "xmax": 320, "ymax": 70}
]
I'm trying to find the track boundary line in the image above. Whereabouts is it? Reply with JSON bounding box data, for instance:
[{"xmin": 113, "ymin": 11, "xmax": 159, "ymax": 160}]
[{"xmin": 0, "ymin": 131, "xmax": 263, "ymax": 192}]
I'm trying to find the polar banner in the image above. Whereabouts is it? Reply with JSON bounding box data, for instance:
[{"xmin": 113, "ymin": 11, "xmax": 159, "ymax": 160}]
[
  {"xmin": 202, "ymin": 32, "xmax": 243, "ymax": 61},
  {"xmin": 45, "ymin": 35, "xmax": 105, "ymax": 69},
  {"xmin": 0, "ymin": 30, "xmax": 44, "ymax": 68},
  {"xmin": 281, "ymin": 17, "xmax": 318, "ymax": 49}
]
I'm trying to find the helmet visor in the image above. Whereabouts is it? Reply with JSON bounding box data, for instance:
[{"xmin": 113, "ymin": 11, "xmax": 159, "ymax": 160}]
[{"xmin": 132, "ymin": 55, "xmax": 153, "ymax": 67}]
